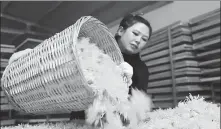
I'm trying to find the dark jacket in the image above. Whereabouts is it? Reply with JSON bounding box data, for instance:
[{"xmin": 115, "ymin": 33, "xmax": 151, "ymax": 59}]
[
  {"xmin": 122, "ymin": 53, "xmax": 149, "ymax": 95},
  {"xmin": 70, "ymin": 53, "xmax": 149, "ymax": 120}
]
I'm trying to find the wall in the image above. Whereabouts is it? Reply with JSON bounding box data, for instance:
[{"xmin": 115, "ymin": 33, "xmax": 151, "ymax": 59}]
[{"xmin": 109, "ymin": 1, "xmax": 220, "ymax": 34}]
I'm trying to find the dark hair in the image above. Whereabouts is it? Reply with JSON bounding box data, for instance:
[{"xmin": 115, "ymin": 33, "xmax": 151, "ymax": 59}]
[{"xmin": 115, "ymin": 14, "xmax": 152, "ymax": 41}]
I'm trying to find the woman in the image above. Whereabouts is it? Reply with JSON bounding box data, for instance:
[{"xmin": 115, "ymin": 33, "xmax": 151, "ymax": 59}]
[
  {"xmin": 71, "ymin": 14, "xmax": 152, "ymax": 123},
  {"xmin": 115, "ymin": 13, "xmax": 152, "ymax": 95}
]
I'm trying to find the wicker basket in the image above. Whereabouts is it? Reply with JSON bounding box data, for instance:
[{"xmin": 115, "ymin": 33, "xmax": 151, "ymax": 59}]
[{"xmin": 1, "ymin": 16, "xmax": 124, "ymax": 115}]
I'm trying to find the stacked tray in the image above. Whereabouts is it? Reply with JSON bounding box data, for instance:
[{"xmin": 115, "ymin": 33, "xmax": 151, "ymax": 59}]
[
  {"xmin": 14, "ymin": 112, "xmax": 69, "ymax": 124},
  {"xmin": 0, "ymin": 44, "xmax": 16, "ymax": 126},
  {"xmin": 1, "ymin": 44, "xmax": 15, "ymax": 76},
  {"xmin": 140, "ymin": 20, "xmax": 213, "ymax": 109},
  {"xmin": 190, "ymin": 8, "xmax": 220, "ymax": 104}
]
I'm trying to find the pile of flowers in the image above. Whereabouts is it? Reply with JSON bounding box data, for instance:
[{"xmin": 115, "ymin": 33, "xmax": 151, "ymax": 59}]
[
  {"xmin": 2, "ymin": 94, "xmax": 220, "ymax": 129},
  {"xmin": 76, "ymin": 37, "xmax": 129, "ymax": 102},
  {"xmin": 138, "ymin": 94, "xmax": 220, "ymax": 129}
]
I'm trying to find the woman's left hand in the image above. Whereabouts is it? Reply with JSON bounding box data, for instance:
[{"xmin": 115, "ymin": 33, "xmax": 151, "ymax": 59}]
[{"xmin": 119, "ymin": 62, "xmax": 133, "ymax": 86}]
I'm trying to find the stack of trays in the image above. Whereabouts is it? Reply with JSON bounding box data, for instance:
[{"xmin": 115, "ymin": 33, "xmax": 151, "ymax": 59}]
[
  {"xmin": 140, "ymin": 20, "xmax": 212, "ymax": 109},
  {"xmin": 0, "ymin": 44, "xmax": 16, "ymax": 126},
  {"xmin": 190, "ymin": 8, "xmax": 220, "ymax": 104}
]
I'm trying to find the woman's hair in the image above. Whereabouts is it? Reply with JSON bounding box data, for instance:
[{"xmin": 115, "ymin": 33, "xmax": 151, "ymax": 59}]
[{"xmin": 115, "ymin": 14, "xmax": 152, "ymax": 41}]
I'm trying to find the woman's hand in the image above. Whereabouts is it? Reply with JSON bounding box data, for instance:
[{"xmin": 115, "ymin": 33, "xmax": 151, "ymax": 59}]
[
  {"xmin": 119, "ymin": 62, "xmax": 133, "ymax": 86},
  {"xmin": 8, "ymin": 48, "xmax": 32, "ymax": 65}
]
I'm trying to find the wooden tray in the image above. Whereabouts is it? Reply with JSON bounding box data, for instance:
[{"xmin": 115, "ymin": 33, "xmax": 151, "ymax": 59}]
[
  {"xmin": 152, "ymin": 95, "xmax": 211, "ymax": 102},
  {"xmin": 152, "ymin": 97, "xmax": 173, "ymax": 102},
  {"xmin": 147, "ymin": 27, "xmax": 191, "ymax": 48},
  {"xmin": 151, "ymin": 21, "xmax": 189, "ymax": 39},
  {"xmin": 141, "ymin": 35, "xmax": 192, "ymax": 56},
  {"xmin": 149, "ymin": 67, "xmax": 201, "ymax": 81},
  {"xmin": 198, "ymin": 58, "xmax": 220, "ymax": 67},
  {"xmin": 152, "ymin": 91, "xmax": 212, "ymax": 103},
  {"xmin": 193, "ymin": 35, "xmax": 220, "ymax": 50},
  {"xmin": 0, "ymin": 119, "xmax": 16, "ymax": 126},
  {"xmin": 17, "ymin": 118, "xmax": 69, "ymax": 124},
  {"xmin": 192, "ymin": 26, "xmax": 220, "ymax": 41},
  {"xmin": 1, "ymin": 104, "xmax": 14, "ymax": 111},
  {"xmin": 147, "ymin": 87, "xmax": 172, "ymax": 94},
  {"xmin": 200, "ymin": 76, "xmax": 220, "ymax": 83},
  {"xmin": 176, "ymin": 85, "xmax": 212, "ymax": 92},
  {"xmin": 191, "ymin": 16, "xmax": 220, "ymax": 33},
  {"xmin": 201, "ymin": 68, "xmax": 220, "ymax": 75},
  {"xmin": 0, "ymin": 44, "xmax": 15, "ymax": 48},
  {"xmin": 1, "ymin": 98, "xmax": 9, "ymax": 104},
  {"xmin": 148, "ymin": 77, "xmax": 201, "ymax": 88},
  {"xmin": 141, "ymin": 44, "xmax": 193, "ymax": 61},
  {"xmin": 153, "ymin": 101, "xmax": 173, "ymax": 109},
  {"xmin": 145, "ymin": 52, "xmax": 195, "ymax": 67},
  {"xmin": 147, "ymin": 85, "xmax": 211, "ymax": 94},
  {"xmin": 148, "ymin": 60, "xmax": 199, "ymax": 74},
  {"xmin": 0, "ymin": 44, "xmax": 15, "ymax": 53},
  {"xmin": 196, "ymin": 48, "xmax": 220, "ymax": 58},
  {"xmin": 189, "ymin": 8, "xmax": 220, "ymax": 25},
  {"xmin": 1, "ymin": 91, "xmax": 5, "ymax": 97},
  {"xmin": 0, "ymin": 44, "xmax": 15, "ymax": 60},
  {"xmin": 0, "ymin": 59, "xmax": 8, "ymax": 68},
  {"xmin": 197, "ymin": 53, "xmax": 220, "ymax": 62}
]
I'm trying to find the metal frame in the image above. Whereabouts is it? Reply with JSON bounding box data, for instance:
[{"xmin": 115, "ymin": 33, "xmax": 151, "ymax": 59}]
[
  {"xmin": 1, "ymin": 1, "xmax": 11, "ymax": 12},
  {"xmin": 210, "ymin": 83, "xmax": 215, "ymax": 103},
  {"xmin": 1, "ymin": 27, "xmax": 52, "ymax": 36},
  {"xmin": 1, "ymin": 13, "xmax": 58, "ymax": 33},
  {"xmin": 167, "ymin": 26, "xmax": 178, "ymax": 107}
]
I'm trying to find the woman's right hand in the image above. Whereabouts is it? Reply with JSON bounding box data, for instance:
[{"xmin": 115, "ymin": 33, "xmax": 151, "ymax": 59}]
[
  {"xmin": 119, "ymin": 62, "xmax": 133, "ymax": 86},
  {"xmin": 8, "ymin": 48, "xmax": 32, "ymax": 65}
]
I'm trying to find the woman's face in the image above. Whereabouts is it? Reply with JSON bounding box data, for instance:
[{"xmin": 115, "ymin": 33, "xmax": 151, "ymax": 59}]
[{"xmin": 117, "ymin": 22, "xmax": 150, "ymax": 54}]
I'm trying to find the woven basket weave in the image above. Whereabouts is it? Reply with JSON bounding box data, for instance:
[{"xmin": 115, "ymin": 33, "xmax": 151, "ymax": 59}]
[{"xmin": 1, "ymin": 16, "xmax": 124, "ymax": 115}]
